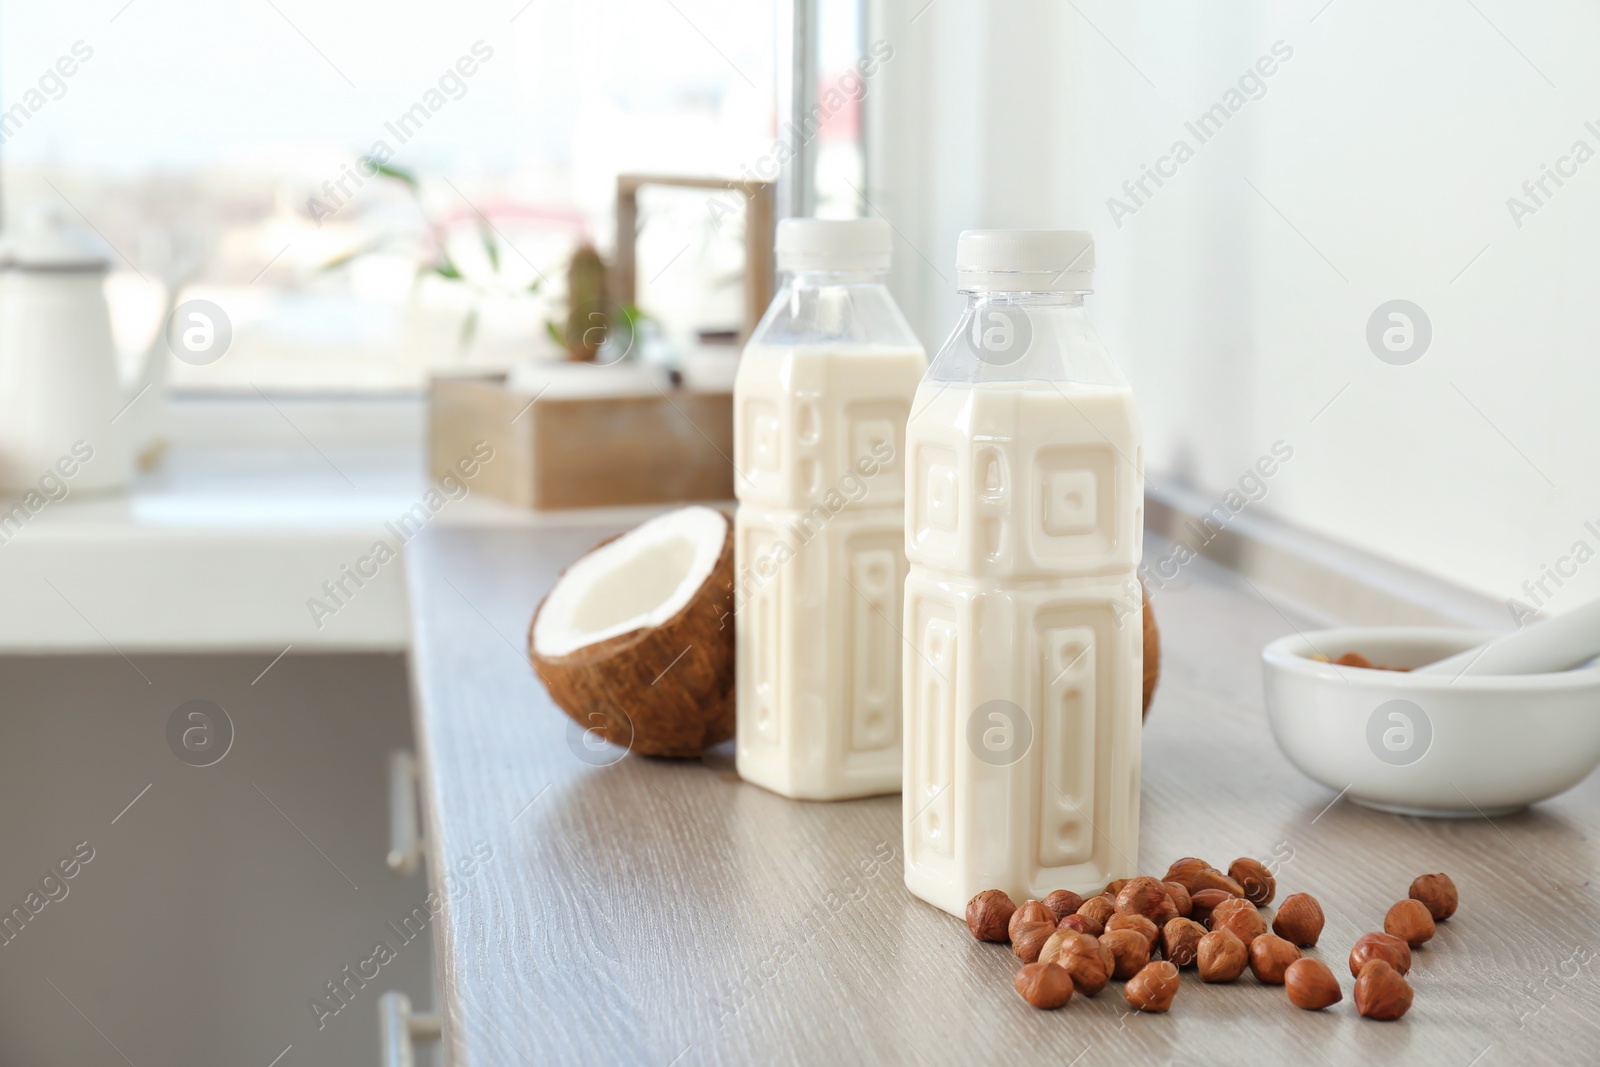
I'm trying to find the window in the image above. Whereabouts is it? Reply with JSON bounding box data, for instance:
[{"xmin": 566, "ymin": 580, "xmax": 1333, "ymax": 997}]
[{"xmin": 1, "ymin": 0, "xmax": 776, "ymax": 392}]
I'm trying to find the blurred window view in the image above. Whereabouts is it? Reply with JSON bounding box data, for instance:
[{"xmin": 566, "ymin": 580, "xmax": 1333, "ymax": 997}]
[
  {"xmin": 0, "ymin": 0, "xmax": 828, "ymax": 394},
  {"xmin": 810, "ymin": 0, "xmax": 868, "ymax": 219}
]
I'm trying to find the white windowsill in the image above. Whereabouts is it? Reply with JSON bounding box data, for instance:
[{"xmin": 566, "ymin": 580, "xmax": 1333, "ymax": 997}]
[{"xmin": 0, "ymin": 397, "xmax": 703, "ymax": 652}]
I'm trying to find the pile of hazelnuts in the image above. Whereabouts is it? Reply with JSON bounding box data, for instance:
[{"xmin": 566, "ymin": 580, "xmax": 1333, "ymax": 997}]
[{"xmin": 966, "ymin": 856, "xmax": 1459, "ymax": 1020}]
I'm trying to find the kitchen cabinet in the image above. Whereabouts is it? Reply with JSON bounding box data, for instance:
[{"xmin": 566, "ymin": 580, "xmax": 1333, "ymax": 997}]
[{"xmin": 0, "ymin": 652, "xmax": 435, "ymax": 1066}]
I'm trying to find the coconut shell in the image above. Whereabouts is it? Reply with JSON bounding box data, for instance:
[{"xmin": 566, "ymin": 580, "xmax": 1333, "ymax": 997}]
[
  {"xmin": 1142, "ymin": 585, "xmax": 1160, "ymax": 719},
  {"xmin": 528, "ymin": 516, "xmax": 736, "ymax": 758}
]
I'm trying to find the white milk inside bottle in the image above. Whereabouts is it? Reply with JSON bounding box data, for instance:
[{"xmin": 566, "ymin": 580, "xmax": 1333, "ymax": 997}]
[
  {"xmin": 734, "ymin": 219, "xmax": 927, "ymax": 800},
  {"xmin": 902, "ymin": 230, "xmax": 1143, "ymax": 915}
]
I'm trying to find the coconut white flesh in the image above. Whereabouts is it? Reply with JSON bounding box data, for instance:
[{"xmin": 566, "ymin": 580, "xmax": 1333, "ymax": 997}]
[{"xmin": 532, "ymin": 506, "xmax": 727, "ymax": 659}]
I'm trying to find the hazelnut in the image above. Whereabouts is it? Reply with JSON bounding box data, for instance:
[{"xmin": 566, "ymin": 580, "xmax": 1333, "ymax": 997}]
[
  {"xmin": 1056, "ymin": 913, "xmax": 1098, "ymax": 936},
  {"xmin": 1210, "ymin": 898, "xmax": 1267, "ymax": 945},
  {"xmin": 1076, "ymin": 895, "xmax": 1116, "ymax": 929},
  {"xmin": 1043, "ymin": 889, "xmax": 1084, "ymax": 923},
  {"xmin": 1047, "ymin": 932, "xmax": 1114, "ymax": 997},
  {"xmin": 1353, "ymin": 959, "xmax": 1413, "ymax": 1020},
  {"xmin": 1188, "ymin": 888, "xmax": 1232, "ymax": 925},
  {"xmin": 1103, "ymin": 878, "xmax": 1130, "ymax": 897},
  {"xmin": 1248, "ymin": 932, "xmax": 1301, "ymax": 984},
  {"xmin": 1099, "ymin": 928, "xmax": 1152, "ymax": 979},
  {"xmin": 1271, "ymin": 892, "xmax": 1325, "ymax": 947},
  {"xmin": 1014, "ymin": 961, "xmax": 1074, "ymax": 1010},
  {"xmin": 1060, "ymin": 949, "xmax": 1113, "ymax": 998},
  {"xmin": 1008, "ymin": 900, "xmax": 1054, "ymax": 942},
  {"xmin": 1124, "ymin": 960, "xmax": 1181, "ymax": 1012},
  {"xmin": 1011, "ymin": 921, "xmax": 1056, "ymax": 963},
  {"xmin": 1151, "ymin": 897, "xmax": 1180, "ymax": 929},
  {"xmin": 1162, "ymin": 856, "xmax": 1212, "ymax": 890},
  {"xmin": 1384, "ymin": 899, "xmax": 1436, "ymax": 947},
  {"xmin": 1284, "ymin": 958, "xmax": 1343, "ymax": 1010},
  {"xmin": 1228, "ymin": 857, "xmax": 1277, "ymax": 905},
  {"xmin": 1038, "ymin": 928, "xmax": 1087, "ymax": 968},
  {"xmin": 1163, "ymin": 881, "xmax": 1193, "ymax": 918},
  {"xmin": 1011, "ymin": 902, "xmax": 1062, "ymax": 940},
  {"xmin": 1114, "ymin": 877, "xmax": 1170, "ymax": 921},
  {"xmin": 1409, "ymin": 872, "xmax": 1458, "ymax": 921},
  {"xmin": 1196, "ymin": 928, "xmax": 1249, "ymax": 982},
  {"xmin": 1349, "ymin": 932, "xmax": 1412, "ymax": 977},
  {"xmin": 1077, "ymin": 930, "xmax": 1111, "ymax": 961},
  {"xmin": 1105, "ymin": 912, "xmax": 1160, "ymax": 947},
  {"xmin": 965, "ymin": 889, "xmax": 1016, "ymax": 942},
  {"xmin": 1091, "ymin": 936, "xmax": 1116, "ymax": 977},
  {"xmin": 1161, "ymin": 917, "xmax": 1206, "ymax": 967},
  {"xmin": 1191, "ymin": 868, "xmax": 1246, "ymax": 897}
]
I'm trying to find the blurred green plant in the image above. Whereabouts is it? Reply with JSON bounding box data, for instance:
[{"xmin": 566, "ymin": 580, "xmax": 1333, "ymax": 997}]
[
  {"xmin": 539, "ymin": 242, "xmax": 653, "ymax": 363},
  {"xmin": 544, "ymin": 301, "xmax": 646, "ymax": 363},
  {"xmin": 319, "ymin": 157, "xmax": 542, "ymax": 354}
]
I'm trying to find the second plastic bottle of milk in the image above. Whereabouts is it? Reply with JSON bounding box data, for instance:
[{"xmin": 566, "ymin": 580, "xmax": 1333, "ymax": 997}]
[
  {"xmin": 734, "ymin": 219, "xmax": 926, "ymax": 800},
  {"xmin": 902, "ymin": 230, "xmax": 1143, "ymax": 915}
]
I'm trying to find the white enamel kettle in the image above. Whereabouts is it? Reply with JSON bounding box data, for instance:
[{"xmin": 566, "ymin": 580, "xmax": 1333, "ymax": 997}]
[{"xmin": 0, "ymin": 214, "xmax": 167, "ymax": 493}]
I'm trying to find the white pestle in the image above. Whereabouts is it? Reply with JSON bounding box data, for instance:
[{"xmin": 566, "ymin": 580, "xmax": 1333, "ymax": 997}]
[{"xmin": 1416, "ymin": 596, "xmax": 1600, "ymax": 677}]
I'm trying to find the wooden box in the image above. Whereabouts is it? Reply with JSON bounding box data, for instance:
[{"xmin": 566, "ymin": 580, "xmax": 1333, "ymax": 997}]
[{"xmin": 428, "ymin": 374, "xmax": 734, "ymax": 510}]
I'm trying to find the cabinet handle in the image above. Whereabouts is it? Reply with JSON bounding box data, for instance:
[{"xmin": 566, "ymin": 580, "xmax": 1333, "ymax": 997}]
[
  {"xmin": 386, "ymin": 749, "xmax": 422, "ymax": 877},
  {"xmin": 379, "ymin": 991, "xmax": 441, "ymax": 1067}
]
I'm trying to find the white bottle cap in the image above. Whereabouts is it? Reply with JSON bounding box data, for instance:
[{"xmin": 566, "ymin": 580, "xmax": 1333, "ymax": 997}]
[
  {"xmin": 956, "ymin": 229, "xmax": 1095, "ymax": 292},
  {"xmin": 776, "ymin": 218, "xmax": 892, "ymax": 272}
]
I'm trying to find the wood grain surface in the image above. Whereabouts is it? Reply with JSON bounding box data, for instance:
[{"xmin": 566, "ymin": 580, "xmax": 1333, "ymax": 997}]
[
  {"xmin": 407, "ymin": 525, "xmax": 1599, "ymax": 1067},
  {"xmin": 428, "ymin": 378, "xmax": 735, "ymax": 510}
]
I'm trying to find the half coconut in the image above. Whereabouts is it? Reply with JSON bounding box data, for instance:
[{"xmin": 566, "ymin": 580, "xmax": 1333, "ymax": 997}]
[{"xmin": 529, "ymin": 505, "xmax": 735, "ymax": 758}]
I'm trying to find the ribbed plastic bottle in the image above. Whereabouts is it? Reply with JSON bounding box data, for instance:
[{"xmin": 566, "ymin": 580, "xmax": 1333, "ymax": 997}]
[
  {"xmin": 902, "ymin": 230, "xmax": 1144, "ymax": 914},
  {"xmin": 734, "ymin": 218, "xmax": 927, "ymax": 800}
]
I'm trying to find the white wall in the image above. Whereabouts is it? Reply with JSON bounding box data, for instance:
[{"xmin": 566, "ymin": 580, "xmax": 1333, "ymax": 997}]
[{"xmin": 867, "ymin": 0, "xmax": 1599, "ymax": 621}]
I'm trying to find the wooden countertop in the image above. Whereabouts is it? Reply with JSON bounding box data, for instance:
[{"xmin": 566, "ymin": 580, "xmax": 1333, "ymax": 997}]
[{"xmin": 406, "ymin": 524, "xmax": 1598, "ymax": 1067}]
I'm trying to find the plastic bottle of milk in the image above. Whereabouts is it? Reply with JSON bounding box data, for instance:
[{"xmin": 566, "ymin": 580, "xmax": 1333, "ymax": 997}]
[
  {"xmin": 902, "ymin": 230, "xmax": 1143, "ymax": 916},
  {"xmin": 734, "ymin": 218, "xmax": 926, "ymax": 800}
]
